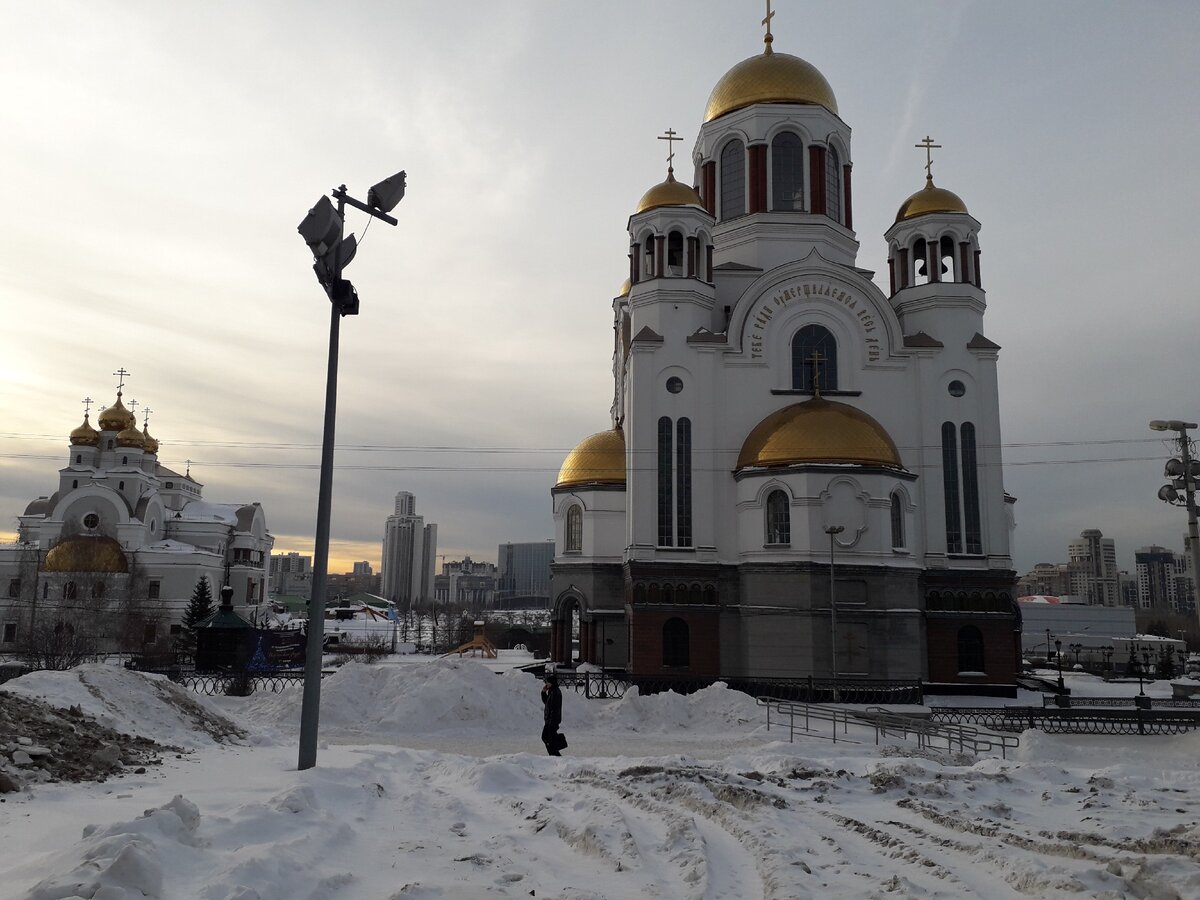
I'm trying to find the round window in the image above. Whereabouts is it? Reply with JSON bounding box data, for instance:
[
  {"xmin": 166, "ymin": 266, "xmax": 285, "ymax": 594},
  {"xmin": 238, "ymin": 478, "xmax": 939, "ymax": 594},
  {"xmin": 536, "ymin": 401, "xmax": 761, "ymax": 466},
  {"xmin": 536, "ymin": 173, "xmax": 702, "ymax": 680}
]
[
  {"xmin": 948, "ymin": 380, "xmax": 966, "ymax": 398},
  {"xmin": 83, "ymin": 513, "xmax": 100, "ymax": 530},
  {"xmin": 666, "ymin": 377, "xmax": 683, "ymax": 394}
]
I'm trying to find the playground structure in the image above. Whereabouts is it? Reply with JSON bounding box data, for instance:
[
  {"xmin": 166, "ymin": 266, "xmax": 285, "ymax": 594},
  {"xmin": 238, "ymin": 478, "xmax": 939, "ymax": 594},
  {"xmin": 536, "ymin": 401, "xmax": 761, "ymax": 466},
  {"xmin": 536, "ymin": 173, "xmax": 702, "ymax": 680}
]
[{"xmin": 445, "ymin": 621, "xmax": 497, "ymax": 659}]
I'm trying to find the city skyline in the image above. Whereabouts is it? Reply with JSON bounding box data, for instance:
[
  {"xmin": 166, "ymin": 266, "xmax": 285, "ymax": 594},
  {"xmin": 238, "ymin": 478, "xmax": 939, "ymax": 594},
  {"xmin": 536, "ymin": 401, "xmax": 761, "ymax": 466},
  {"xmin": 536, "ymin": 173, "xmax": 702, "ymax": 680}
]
[{"xmin": 4, "ymin": 2, "xmax": 1199, "ymax": 577}]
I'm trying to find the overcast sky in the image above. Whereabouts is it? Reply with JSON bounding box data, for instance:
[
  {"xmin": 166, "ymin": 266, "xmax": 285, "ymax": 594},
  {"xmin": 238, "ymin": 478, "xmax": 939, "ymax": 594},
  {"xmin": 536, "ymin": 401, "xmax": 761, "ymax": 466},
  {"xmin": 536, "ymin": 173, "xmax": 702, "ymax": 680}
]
[{"xmin": 4, "ymin": 0, "xmax": 1199, "ymax": 578}]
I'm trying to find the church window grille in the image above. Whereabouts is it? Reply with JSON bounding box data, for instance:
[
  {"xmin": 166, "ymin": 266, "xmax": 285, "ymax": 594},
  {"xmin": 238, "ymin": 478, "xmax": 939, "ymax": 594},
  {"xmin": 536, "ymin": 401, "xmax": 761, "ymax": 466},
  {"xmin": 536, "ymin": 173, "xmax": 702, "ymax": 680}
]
[
  {"xmin": 148, "ymin": 580, "xmax": 161, "ymax": 600},
  {"xmin": 957, "ymin": 625, "xmax": 985, "ymax": 673},
  {"xmin": 2, "ymin": 623, "xmax": 15, "ymax": 643},
  {"xmin": 91, "ymin": 581, "xmax": 105, "ymax": 600},
  {"xmin": 565, "ymin": 505, "xmax": 583, "ymax": 553},
  {"xmin": 890, "ymin": 492, "xmax": 905, "ymax": 549},
  {"xmin": 941, "ymin": 422, "xmax": 963, "ymax": 553},
  {"xmin": 792, "ymin": 325, "xmax": 838, "ymax": 391},
  {"xmin": 825, "ymin": 146, "xmax": 842, "ymax": 224},
  {"xmin": 8, "ymin": 579, "xmax": 20, "ymax": 598},
  {"xmin": 771, "ymin": 131, "xmax": 804, "ymax": 210},
  {"xmin": 720, "ymin": 140, "xmax": 745, "ymax": 220},
  {"xmin": 658, "ymin": 417, "xmax": 674, "ymax": 546},
  {"xmin": 765, "ymin": 489, "xmax": 790, "ymax": 545},
  {"xmin": 961, "ymin": 423, "xmax": 982, "ymax": 554},
  {"xmin": 676, "ymin": 418, "xmax": 693, "ymax": 547},
  {"xmin": 63, "ymin": 581, "xmax": 77, "ymax": 600},
  {"xmin": 667, "ymin": 231, "xmax": 683, "ymax": 275},
  {"xmin": 663, "ymin": 617, "xmax": 690, "ymax": 668}
]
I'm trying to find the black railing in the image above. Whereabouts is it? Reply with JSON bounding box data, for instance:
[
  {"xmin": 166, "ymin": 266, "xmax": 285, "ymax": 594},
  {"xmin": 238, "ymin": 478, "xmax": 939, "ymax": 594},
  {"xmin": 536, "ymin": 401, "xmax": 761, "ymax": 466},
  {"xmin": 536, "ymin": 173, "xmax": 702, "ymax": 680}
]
[
  {"xmin": 176, "ymin": 672, "xmax": 307, "ymax": 696},
  {"xmin": 1040, "ymin": 695, "xmax": 1200, "ymax": 710},
  {"xmin": 931, "ymin": 706, "xmax": 1200, "ymax": 736},
  {"xmin": 553, "ymin": 672, "xmax": 924, "ymax": 704}
]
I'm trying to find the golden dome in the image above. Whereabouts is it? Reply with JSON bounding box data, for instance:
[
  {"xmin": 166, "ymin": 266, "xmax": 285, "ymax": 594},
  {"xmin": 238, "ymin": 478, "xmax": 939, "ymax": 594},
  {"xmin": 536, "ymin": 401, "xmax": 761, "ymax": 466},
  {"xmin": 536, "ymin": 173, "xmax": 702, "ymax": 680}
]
[
  {"xmin": 895, "ymin": 177, "xmax": 969, "ymax": 222},
  {"xmin": 43, "ymin": 535, "xmax": 129, "ymax": 574},
  {"xmin": 141, "ymin": 426, "xmax": 159, "ymax": 455},
  {"xmin": 116, "ymin": 423, "xmax": 146, "ymax": 449},
  {"xmin": 556, "ymin": 428, "xmax": 626, "ymax": 489},
  {"xmin": 705, "ymin": 50, "xmax": 838, "ymax": 123},
  {"xmin": 737, "ymin": 397, "xmax": 902, "ymax": 470},
  {"xmin": 98, "ymin": 395, "xmax": 136, "ymax": 432},
  {"xmin": 618, "ymin": 278, "xmax": 631, "ymax": 298},
  {"xmin": 635, "ymin": 171, "xmax": 704, "ymax": 214},
  {"xmin": 70, "ymin": 413, "xmax": 100, "ymax": 447}
]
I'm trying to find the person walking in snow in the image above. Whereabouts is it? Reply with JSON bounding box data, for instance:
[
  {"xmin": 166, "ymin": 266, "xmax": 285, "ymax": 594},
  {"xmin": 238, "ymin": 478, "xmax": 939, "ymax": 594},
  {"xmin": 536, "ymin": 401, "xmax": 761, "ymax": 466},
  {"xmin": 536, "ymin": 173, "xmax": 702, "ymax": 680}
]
[{"xmin": 541, "ymin": 671, "xmax": 565, "ymax": 756}]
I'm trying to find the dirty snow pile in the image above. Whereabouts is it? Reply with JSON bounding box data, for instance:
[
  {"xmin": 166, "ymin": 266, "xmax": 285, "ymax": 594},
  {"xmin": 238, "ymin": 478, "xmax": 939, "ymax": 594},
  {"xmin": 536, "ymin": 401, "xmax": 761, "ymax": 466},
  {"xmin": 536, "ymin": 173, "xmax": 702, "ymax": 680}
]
[{"xmin": 2, "ymin": 661, "xmax": 1200, "ymax": 899}]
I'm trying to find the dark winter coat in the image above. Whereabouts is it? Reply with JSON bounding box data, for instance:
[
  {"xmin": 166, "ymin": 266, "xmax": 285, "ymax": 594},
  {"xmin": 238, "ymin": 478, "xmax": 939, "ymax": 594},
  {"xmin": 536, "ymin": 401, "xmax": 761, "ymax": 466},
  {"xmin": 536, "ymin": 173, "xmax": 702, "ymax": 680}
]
[{"xmin": 541, "ymin": 682, "xmax": 562, "ymax": 730}]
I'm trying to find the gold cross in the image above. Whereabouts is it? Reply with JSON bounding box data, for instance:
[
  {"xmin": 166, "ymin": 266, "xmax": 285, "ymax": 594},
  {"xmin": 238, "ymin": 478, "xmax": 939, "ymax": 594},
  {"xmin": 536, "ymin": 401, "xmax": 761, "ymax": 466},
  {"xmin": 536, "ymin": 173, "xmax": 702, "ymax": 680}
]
[
  {"xmin": 142, "ymin": 407, "xmax": 153, "ymax": 428},
  {"xmin": 82, "ymin": 396, "xmax": 93, "ymax": 415},
  {"xmin": 762, "ymin": 0, "xmax": 775, "ymax": 52},
  {"xmin": 186, "ymin": 459, "xmax": 192, "ymax": 477},
  {"xmin": 112, "ymin": 367, "xmax": 131, "ymax": 394},
  {"xmin": 658, "ymin": 128, "xmax": 680, "ymax": 172},
  {"xmin": 808, "ymin": 349, "xmax": 826, "ymax": 396},
  {"xmin": 129, "ymin": 398, "xmax": 139, "ymax": 416},
  {"xmin": 915, "ymin": 135, "xmax": 941, "ymax": 180}
]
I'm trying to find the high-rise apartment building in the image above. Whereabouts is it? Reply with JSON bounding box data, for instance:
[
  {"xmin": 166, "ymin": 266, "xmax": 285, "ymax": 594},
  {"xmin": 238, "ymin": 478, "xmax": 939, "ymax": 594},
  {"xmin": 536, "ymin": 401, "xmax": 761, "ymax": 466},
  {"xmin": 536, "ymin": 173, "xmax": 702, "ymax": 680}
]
[
  {"xmin": 497, "ymin": 540, "xmax": 554, "ymax": 605},
  {"xmin": 1066, "ymin": 529, "xmax": 1119, "ymax": 606},
  {"xmin": 380, "ymin": 492, "xmax": 437, "ymax": 606},
  {"xmin": 1135, "ymin": 545, "xmax": 1193, "ymax": 615},
  {"xmin": 270, "ymin": 551, "xmax": 313, "ymax": 598},
  {"xmin": 352, "ymin": 561, "xmax": 373, "ymax": 576}
]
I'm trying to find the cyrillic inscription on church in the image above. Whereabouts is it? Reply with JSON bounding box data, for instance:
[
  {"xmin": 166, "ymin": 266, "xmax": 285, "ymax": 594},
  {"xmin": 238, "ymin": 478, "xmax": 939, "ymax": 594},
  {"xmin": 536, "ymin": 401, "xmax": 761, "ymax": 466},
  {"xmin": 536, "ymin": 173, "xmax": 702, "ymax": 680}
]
[{"xmin": 748, "ymin": 281, "xmax": 880, "ymax": 362}]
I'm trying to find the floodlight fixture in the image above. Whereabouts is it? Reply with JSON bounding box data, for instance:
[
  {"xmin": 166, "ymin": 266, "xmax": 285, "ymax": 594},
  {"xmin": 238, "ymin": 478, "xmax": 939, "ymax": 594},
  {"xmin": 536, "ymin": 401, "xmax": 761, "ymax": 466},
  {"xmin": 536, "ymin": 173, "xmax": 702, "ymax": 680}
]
[
  {"xmin": 368, "ymin": 170, "xmax": 407, "ymax": 213},
  {"xmin": 298, "ymin": 195, "xmax": 342, "ymax": 256},
  {"xmin": 1159, "ymin": 484, "xmax": 1181, "ymax": 504}
]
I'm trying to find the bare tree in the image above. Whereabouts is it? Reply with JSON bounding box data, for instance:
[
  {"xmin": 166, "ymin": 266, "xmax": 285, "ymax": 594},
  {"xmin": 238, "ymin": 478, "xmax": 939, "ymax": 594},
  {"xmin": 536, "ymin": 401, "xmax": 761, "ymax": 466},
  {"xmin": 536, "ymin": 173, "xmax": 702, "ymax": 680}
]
[{"xmin": 18, "ymin": 618, "xmax": 98, "ymax": 670}]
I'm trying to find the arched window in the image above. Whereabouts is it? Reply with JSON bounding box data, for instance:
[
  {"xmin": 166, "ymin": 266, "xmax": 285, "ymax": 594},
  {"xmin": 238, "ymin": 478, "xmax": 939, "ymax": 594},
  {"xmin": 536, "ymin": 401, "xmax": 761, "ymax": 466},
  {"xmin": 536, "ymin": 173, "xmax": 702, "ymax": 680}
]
[
  {"xmin": 667, "ymin": 231, "xmax": 683, "ymax": 275},
  {"xmin": 122, "ymin": 456, "xmax": 128, "ymax": 465},
  {"xmin": 643, "ymin": 234, "xmax": 656, "ymax": 277},
  {"xmin": 765, "ymin": 490, "xmax": 790, "ymax": 545},
  {"xmin": 792, "ymin": 325, "xmax": 838, "ymax": 391},
  {"xmin": 942, "ymin": 422, "xmax": 962, "ymax": 554},
  {"xmin": 662, "ymin": 584, "xmax": 675, "ymax": 604},
  {"xmin": 663, "ymin": 617, "xmax": 690, "ymax": 667},
  {"xmin": 957, "ymin": 625, "xmax": 985, "ymax": 673},
  {"xmin": 91, "ymin": 581, "xmax": 105, "ymax": 600},
  {"xmin": 913, "ymin": 237, "xmax": 929, "ymax": 285},
  {"xmin": 75, "ymin": 454, "xmax": 81, "ymax": 464},
  {"xmin": 63, "ymin": 581, "xmax": 77, "ymax": 600},
  {"xmin": 565, "ymin": 505, "xmax": 583, "ymax": 553},
  {"xmin": 825, "ymin": 145, "xmax": 842, "ymax": 224},
  {"xmin": 961, "ymin": 423, "xmax": 981, "ymax": 554},
  {"xmin": 890, "ymin": 493, "xmax": 905, "ymax": 549},
  {"xmin": 771, "ymin": 131, "xmax": 804, "ymax": 210},
  {"xmin": 940, "ymin": 235, "xmax": 956, "ymax": 282},
  {"xmin": 676, "ymin": 417, "xmax": 692, "ymax": 547},
  {"xmin": 658, "ymin": 417, "xmax": 673, "ymax": 546},
  {"xmin": 720, "ymin": 140, "xmax": 745, "ymax": 220}
]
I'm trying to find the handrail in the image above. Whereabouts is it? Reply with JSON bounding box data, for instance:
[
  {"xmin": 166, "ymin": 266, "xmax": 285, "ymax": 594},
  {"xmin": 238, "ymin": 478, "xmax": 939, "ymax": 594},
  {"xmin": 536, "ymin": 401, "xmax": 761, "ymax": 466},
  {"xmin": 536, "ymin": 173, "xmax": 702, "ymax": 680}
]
[{"xmin": 758, "ymin": 697, "xmax": 1019, "ymax": 759}]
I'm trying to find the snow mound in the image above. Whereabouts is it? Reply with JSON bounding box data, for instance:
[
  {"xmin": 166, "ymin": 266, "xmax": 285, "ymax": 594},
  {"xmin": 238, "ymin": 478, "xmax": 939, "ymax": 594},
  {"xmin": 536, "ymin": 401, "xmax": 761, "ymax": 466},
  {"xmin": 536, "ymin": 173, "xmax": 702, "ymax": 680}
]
[
  {"xmin": 3, "ymin": 665, "xmax": 247, "ymax": 749},
  {"xmin": 596, "ymin": 681, "xmax": 762, "ymax": 734},
  {"xmin": 241, "ymin": 658, "xmax": 558, "ymax": 738}
]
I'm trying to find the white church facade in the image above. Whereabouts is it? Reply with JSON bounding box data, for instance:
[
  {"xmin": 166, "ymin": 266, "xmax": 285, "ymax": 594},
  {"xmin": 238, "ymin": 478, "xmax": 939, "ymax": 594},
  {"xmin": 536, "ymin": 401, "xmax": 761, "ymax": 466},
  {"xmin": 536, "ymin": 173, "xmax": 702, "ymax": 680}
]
[
  {"xmin": 0, "ymin": 378, "xmax": 274, "ymax": 651},
  {"xmin": 550, "ymin": 21, "xmax": 1019, "ymax": 689}
]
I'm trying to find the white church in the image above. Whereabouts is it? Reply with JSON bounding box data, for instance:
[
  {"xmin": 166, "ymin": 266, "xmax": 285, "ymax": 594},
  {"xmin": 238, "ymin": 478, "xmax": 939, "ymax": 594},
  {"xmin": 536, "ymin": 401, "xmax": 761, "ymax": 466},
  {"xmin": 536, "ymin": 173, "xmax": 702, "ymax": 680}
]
[
  {"xmin": 550, "ymin": 17, "xmax": 1019, "ymax": 689},
  {"xmin": 0, "ymin": 376, "xmax": 273, "ymax": 651}
]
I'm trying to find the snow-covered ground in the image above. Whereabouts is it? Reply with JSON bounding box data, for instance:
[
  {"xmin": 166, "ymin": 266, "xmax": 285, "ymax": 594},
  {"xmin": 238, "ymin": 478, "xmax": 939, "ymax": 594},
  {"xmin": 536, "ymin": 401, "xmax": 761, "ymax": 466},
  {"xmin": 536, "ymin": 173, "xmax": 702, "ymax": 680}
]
[{"xmin": 2, "ymin": 657, "xmax": 1200, "ymax": 899}]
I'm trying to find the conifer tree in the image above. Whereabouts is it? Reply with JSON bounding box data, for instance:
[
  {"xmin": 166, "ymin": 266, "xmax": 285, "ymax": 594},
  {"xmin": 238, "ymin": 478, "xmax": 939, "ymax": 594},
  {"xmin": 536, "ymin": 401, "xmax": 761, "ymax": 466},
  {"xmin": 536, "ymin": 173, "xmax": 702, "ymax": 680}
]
[{"xmin": 181, "ymin": 577, "xmax": 214, "ymax": 650}]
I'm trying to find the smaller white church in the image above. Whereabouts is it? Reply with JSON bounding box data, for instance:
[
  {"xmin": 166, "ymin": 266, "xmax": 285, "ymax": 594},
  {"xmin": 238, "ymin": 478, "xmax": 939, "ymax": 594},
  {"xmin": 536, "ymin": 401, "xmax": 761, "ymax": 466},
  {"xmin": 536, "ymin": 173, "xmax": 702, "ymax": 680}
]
[{"xmin": 0, "ymin": 376, "xmax": 273, "ymax": 651}]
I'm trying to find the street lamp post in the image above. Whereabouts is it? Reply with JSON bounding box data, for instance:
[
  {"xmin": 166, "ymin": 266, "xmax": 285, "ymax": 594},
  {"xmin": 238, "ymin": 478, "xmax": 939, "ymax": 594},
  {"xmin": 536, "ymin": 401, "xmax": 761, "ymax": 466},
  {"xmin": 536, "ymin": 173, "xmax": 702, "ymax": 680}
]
[
  {"xmin": 825, "ymin": 525, "xmax": 844, "ymax": 683},
  {"xmin": 1070, "ymin": 642, "xmax": 1083, "ymax": 669},
  {"xmin": 296, "ymin": 171, "xmax": 406, "ymax": 771},
  {"xmin": 1150, "ymin": 419, "xmax": 1200, "ymax": 624},
  {"xmin": 1102, "ymin": 645, "xmax": 1114, "ymax": 677},
  {"xmin": 1053, "ymin": 638, "xmax": 1065, "ymax": 691}
]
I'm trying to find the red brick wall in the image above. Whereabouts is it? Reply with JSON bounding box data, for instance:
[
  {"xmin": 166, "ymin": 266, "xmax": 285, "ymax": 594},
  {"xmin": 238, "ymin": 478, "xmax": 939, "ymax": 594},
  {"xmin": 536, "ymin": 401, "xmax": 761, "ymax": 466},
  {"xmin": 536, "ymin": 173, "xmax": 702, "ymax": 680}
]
[
  {"xmin": 629, "ymin": 609, "xmax": 720, "ymax": 677},
  {"xmin": 926, "ymin": 617, "xmax": 1018, "ymax": 684}
]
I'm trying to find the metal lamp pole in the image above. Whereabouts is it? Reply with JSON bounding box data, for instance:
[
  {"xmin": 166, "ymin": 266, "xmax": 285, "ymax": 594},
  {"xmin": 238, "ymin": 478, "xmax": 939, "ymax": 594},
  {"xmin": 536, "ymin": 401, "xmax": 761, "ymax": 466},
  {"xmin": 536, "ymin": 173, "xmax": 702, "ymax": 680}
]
[
  {"xmin": 1150, "ymin": 420, "xmax": 1200, "ymax": 624},
  {"xmin": 825, "ymin": 525, "xmax": 844, "ymax": 681},
  {"xmin": 297, "ymin": 172, "xmax": 404, "ymax": 771}
]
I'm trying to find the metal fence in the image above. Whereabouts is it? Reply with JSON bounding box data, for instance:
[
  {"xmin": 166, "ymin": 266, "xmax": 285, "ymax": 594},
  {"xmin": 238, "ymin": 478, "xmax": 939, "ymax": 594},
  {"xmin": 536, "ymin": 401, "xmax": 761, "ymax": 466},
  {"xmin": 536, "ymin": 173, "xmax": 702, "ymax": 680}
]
[
  {"xmin": 758, "ymin": 697, "xmax": 1020, "ymax": 758},
  {"xmin": 930, "ymin": 706, "xmax": 1200, "ymax": 736},
  {"xmin": 1040, "ymin": 695, "xmax": 1200, "ymax": 710},
  {"xmin": 174, "ymin": 672, "xmax": 307, "ymax": 696}
]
